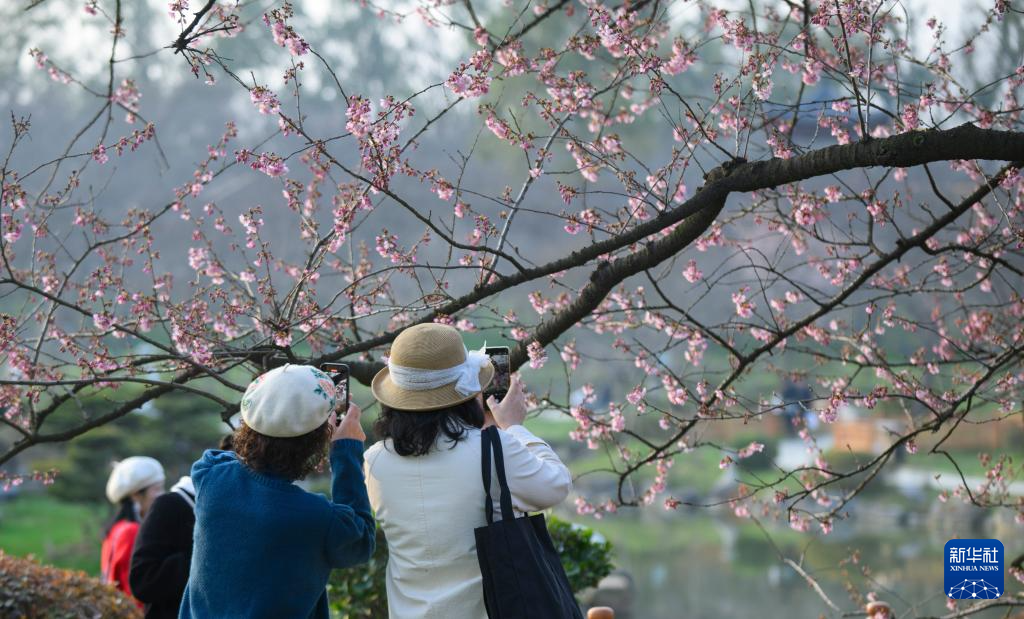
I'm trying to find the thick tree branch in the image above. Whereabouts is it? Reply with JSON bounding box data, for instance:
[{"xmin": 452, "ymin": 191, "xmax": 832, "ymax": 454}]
[
  {"xmin": 319, "ymin": 123, "xmax": 1024, "ymax": 365},
  {"xmin": 0, "ymin": 367, "xmax": 203, "ymax": 467},
  {"xmin": 7, "ymin": 124, "xmax": 1024, "ymax": 470},
  {"xmin": 171, "ymin": 0, "xmax": 217, "ymax": 53}
]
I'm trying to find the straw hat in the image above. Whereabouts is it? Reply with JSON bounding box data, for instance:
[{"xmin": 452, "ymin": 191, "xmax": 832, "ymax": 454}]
[{"xmin": 372, "ymin": 323, "xmax": 494, "ymax": 412}]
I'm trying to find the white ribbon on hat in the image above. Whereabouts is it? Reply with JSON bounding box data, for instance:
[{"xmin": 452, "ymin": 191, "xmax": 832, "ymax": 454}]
[{"xmin": 388, "ymin": 345, "xmax": 489, "ymax": 395}]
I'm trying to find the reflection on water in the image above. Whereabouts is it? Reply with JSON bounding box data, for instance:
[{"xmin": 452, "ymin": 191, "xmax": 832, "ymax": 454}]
[{"xmin": 572, "ymin": 496, "xmax": 1017, "ymax": 619}]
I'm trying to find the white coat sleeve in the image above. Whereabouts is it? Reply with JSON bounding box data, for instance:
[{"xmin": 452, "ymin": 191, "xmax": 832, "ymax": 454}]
[{"xmin": 493, "ymin": 425, "xmax": 573, "ymax": 513}]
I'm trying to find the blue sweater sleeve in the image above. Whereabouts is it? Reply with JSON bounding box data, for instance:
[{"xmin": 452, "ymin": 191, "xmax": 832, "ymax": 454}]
[
  {"xmin": 325, "ymin": 439, "xmax": 376, "ymax": 568},
  {"xmin": 190, "ymin": 449, "xmax": 236, "ymax": 492}
]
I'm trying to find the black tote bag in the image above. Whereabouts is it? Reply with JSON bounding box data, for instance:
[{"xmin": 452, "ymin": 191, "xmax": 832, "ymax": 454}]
[{"xmin": 474, "ymin": 425, "xmax": 584, "ymax": 619}]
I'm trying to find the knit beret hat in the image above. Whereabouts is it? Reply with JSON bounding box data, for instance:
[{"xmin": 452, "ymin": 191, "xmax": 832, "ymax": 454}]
[
  {"xmin": 106, "ymin": 456, "xmax": 165, "ymax": 504},
  {"xmin": 241, "ymin": 364, "xmax": 337, "ymax": 438}
]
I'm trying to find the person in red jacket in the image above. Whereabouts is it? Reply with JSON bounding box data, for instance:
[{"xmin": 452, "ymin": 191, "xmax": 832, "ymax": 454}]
[{"xmin": 102, "ymin": 456, "xmax": 165, "ymax": 604}]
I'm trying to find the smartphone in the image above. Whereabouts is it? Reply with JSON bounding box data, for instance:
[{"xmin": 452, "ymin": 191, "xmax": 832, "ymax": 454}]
[
  {"xmin": 484, "ymin": 347, "xmax": 510, "ymax": 402},
  {"xmin": 320, "ymin": 363, "xmax": 350, "ymax": 424}
]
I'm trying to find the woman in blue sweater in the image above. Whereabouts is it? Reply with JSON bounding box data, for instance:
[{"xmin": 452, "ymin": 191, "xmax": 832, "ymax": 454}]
[{"xmin": 180, "ymin": 364, "xmax": 375, "ymax": 619}]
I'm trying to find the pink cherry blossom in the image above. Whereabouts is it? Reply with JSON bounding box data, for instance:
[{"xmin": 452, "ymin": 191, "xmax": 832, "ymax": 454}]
[
  {"xmin": 250, "ymin": 86, "xmax": 280, "ymax": 115},
  {"xmin": 682, "ymin": 260, "xmax": 702, "ymax": 283},
  {"xmin": 527, "ymin": 341, "xmax": 548, "ymax": 369},
  {"xmin": 737, "ymin": 441, "xmax": 764, "ymax": 459},
  {"xmin": 731, "ymin": 287, "xmax": 755, "ymax": 318}
]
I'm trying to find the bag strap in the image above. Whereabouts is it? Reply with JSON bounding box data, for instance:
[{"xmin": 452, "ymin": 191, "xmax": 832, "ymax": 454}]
[
  {"xmin": 173, "ymin": 487, "xmax": 196, "ymax": 510},
  {"xmin": 481, "ymin": 426, "xmax": 493, "ymax": 524},
  {"xmin": 481, "ymin": 426, "xmax": 516, "ymax": 524},
  {"xmin": 489, "ymin": 427, "xmax": 515, "ymax": 520}
]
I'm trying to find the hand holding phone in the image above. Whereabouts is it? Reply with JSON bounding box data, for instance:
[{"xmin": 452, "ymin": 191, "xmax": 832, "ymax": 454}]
[
  {"xmin": 483, "ymin": 347, "xmax": 510, "ymax": 402},
  {"xmin": 485, "ymin": 374, "xmax": 527, "ymax": 429},
  {"xmin": 330, "ymin": 401, "xmax": 365, "ymax": 442},
  {"xmin": 320, "ymin": 363, "xmax": 350, "ymax": 425}
]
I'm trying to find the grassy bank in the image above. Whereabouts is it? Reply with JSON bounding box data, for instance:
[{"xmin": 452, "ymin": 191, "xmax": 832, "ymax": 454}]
[{"xmin": 0, "ymin": 495, "xmax": 104, "ymax": 574}]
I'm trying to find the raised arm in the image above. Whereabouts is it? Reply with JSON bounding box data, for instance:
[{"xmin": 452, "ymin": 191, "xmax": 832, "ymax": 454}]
[
  {"xmin": 486, "ymin": 375, "xmax": 573, "ymax": 513},
  {"xmin": 324, "ymin": 404, "xmax": 376, "ymax": 568},
  {"xmin": 496, "ymin": 425, "xmax": 572, "ymax": 512}
]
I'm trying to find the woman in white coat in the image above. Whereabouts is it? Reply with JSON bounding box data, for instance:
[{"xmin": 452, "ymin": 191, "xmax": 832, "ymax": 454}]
[{"xmin": 365, "ymin": 323, "xmax": 573, "ymax": 619}]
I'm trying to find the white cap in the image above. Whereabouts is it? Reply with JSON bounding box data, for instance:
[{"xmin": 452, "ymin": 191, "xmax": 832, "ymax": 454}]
[
  {"xmin": 240, "ymin": 364, "xmax": 337, "ymax": 438},
  {"xmin": 106, "ymin": 456, "xmax": 165, "ymax": 504}
]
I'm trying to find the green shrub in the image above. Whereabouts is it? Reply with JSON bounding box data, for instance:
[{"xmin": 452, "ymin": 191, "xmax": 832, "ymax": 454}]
[
  {"xmin": 328, "ymin": 515, "xmax": 613, "ymax": 618},
  {"xmin": 546, "ymin": 515, "xmax": 614, "ymax": 593},
  {"xmin": 0, "ymin": 551, "xmax": 141, "ymax": 618},
  {"xmin": 327, "ymin": 528, "xmax": 388, "ymax": 618}
]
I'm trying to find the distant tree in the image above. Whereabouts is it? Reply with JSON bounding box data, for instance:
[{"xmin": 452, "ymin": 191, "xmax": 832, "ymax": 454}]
[
  {"xmin": 31, "ymin": 391, "xmax": 224, "ymax": 503},
  {"xmin": 1, "ymin": 1, "xmax": 1022, "ymax": 614}
]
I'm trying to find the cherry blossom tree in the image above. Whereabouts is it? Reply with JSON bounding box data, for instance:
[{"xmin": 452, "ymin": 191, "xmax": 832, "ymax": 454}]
[{"xmin": 2, "ymin": 0, "xmax": 1023, "ymax": 613}]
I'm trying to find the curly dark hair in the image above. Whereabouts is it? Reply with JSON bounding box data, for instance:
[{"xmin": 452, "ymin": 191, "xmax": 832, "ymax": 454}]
[
  {"xmin": 374, "ymin": 398, "xmax": 484, "ymax": 457},
  {"xmin": 233, "ymin": 421, "xmax": 330, "ymax": 481}
]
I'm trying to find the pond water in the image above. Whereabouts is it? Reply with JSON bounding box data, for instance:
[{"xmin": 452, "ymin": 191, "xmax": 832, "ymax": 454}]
[{"xmin": 572, "ymin": 495, "xmax": 1017, "ymax": 618}]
